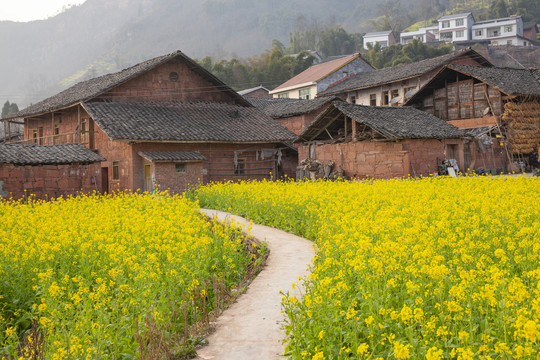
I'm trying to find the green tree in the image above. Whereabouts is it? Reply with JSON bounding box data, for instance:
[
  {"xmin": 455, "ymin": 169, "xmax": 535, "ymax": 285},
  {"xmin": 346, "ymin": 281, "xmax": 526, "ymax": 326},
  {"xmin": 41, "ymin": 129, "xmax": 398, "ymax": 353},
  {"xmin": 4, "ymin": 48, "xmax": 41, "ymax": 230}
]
[
  {"xmin": 1, "ymin": 101, "xmax": 18, "ymax": 119},
  {"xmin": 493, "ymin": 0, "xmax": 509, "ymax": 18}
]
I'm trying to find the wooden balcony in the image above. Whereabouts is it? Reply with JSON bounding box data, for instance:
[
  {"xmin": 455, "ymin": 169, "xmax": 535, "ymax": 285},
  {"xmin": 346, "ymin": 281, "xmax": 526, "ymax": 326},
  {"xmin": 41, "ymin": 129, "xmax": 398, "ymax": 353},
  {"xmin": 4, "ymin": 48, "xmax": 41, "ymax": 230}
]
[{"xmin": 7, "ymin": 131, "xmax": 96, "ymax": 148}]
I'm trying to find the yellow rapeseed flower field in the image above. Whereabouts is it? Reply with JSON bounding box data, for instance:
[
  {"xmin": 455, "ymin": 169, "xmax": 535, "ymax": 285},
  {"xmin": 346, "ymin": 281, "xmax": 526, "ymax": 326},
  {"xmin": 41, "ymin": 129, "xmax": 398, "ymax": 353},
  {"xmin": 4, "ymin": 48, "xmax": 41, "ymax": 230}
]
[
  {"xmin": 0, "ymin": 192, "xmax": 253, "ymax": 359},
  {"xmin": 196, "ymin": 176, "xmax": 540, "ymax": 359}
]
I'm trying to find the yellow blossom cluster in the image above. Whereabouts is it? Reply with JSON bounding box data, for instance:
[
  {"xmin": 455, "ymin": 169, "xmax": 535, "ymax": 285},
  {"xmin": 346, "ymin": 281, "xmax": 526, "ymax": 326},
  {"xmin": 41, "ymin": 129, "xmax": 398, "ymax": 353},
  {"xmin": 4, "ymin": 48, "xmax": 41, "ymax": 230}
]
[
  {"xmin": 196, "ymin": 176, "xmax": 540, "ymax": 359},
  {"xmin": 0, "ymin": 192, "xmax": 251, "ymax": 358}
]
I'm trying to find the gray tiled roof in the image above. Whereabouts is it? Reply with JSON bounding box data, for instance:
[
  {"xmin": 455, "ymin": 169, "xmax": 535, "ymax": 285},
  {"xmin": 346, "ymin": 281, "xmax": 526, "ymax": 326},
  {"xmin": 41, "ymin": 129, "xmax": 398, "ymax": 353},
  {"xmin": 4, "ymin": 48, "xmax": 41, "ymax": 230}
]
[
  {"xmin": 0, "ymin": 144, "xmax": 105, "ymax": 165},
  {"xmin": 4, "ymin": 51, "xmax": 249, "ymax": 120},
  {"xmin": 138, "ymin": 151, "xmax": 207, "ymax": 162},
  {"xmin": 298, "ymin": 101, "xmax": 464, "ymax": 141},
  {"xmin": 248, "ymin": 97, "xmax": 338, "ymax": 118},
  {"xmin": 448, "ymin": 65, "xmax": 540, "ymax": 96},
  {"xmin": 319, "ymin": 49, "xmax": 490, "ymax": 96},
  {"xmin": 238, "ymin": 85, "xmax": 270, "ymax": 95},
  {"xmin": 82, "ymin": 101, "xmax": 296, "ymax": 143}
]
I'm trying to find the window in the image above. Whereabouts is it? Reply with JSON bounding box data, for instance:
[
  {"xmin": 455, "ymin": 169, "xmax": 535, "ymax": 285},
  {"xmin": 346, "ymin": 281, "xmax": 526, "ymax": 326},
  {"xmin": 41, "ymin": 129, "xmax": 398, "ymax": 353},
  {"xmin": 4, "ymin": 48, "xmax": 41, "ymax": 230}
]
[
  {"xmin": 442, "ymin": 21, "xmax": 450, "ymax": 28},
  {"xmin": 299, "ymin": 88, "xmax": 311, "ymax": 100},
  {"xmin": 382, "ymin": 91, "xmax": 389, "ymax": 105},
  {"xmin": 175, "ymin": 163, "xmax": 186, "ymax": 173},
  {"xmin": 32, "ymin": 129, "xmax": 38, "ymax": 144},
  {"xmin": 504, "ymin": 25, "xmax": 513, "ymax": 33},
  {"xmin": 349, "ymin": 96, "xmax": 356, "ymax": 104},
  {"xmin": 277, "ymin": 92, "xmax": 289, "ymax": 99},
  {"xmin": 234, "ymin": 158, "xmax": 246, "ymax": 175},
  {"xmin": 391, "ymin": 89, "xmax": 399, "ymax": 99},
  {"xmin": 456, "ymin": 30, "xmax": 464, "ymax": 38},
  {"xmin": 370, "ymin": 94, "xmax": 377, "ymax": 106},
  {"xmin": 53, "ymin": 124, "xmax": 60, "ymax": 144},
  {"xmin": 507, "ymin": 40, "xmax": 513, "ymax": 45},
  {"xmin": 38, "ymin": 127, "xmax": 43, "ymax": 145},
  {"xmin": 378, "ymin": 41, "xmax": 388, "ymax": 48},
  {"xmin": 455, "ymin": 18, "xmax": 464, "ymax": 26},
  {"xmin": 440, "ymin": 32, "xmax": 453, "ymax": 41},
  {"xmin": 112, "ymin": 161, "xmax": 119, "ymax": 180},
  {"xmin": 169, "ymin": 72, "xmax": 179, "ymax": 82},
  {"xmin": 475, "ymin": 29, "xmax": 483, "ymax": 37},
  {"xmin": 81, "ymin": 119, "xmax": 87, "ymax": 134}
]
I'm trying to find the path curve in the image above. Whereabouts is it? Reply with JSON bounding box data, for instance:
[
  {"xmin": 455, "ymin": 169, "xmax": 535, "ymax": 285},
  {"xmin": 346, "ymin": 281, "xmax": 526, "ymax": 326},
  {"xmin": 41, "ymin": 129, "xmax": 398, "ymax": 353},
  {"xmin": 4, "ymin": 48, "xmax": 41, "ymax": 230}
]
[{"xmin": 196, "ymin": 209, "xmax": 315, "ymax": 360}]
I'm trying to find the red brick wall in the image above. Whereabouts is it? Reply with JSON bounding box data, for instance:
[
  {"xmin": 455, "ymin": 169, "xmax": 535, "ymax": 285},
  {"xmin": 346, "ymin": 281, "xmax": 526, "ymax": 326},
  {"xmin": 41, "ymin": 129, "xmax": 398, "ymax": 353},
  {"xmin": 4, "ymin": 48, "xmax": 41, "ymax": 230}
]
[
  {"xmin": 0, "ymin": 163, "xmax": 101, "ymax": 201},
  {"xmin": 150, "ymin": 161, "xmax": 205, "ymax": 195},
  {"xmin": 100, "ymin": 58, "xmax": 239, "ymax": 104},
  {"xmin": 129, "ymin": 142, "xmax": 282, "ymax": 193}
]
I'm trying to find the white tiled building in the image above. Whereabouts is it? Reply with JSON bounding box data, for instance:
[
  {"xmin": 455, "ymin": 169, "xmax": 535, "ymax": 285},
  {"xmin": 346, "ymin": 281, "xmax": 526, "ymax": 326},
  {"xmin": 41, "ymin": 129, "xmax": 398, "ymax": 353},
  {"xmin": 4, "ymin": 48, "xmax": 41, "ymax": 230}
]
[
  {"xmin": 438, "ymin": 13, "xmax": 475, "ymax": 42},
  {"xmin": 363, "ymin": 31, "xmax": 396, "ymax": 49},
  {"xmin": 471, "ymin": 16, "xmax": 526, "ymax": 46},
  {"xmin": 400, "ymin": 25, "xmax": 438, "ymax": 45},
  {"xmin": 399, "ymin": 13, "xmax": 534, "ymax": 47}
]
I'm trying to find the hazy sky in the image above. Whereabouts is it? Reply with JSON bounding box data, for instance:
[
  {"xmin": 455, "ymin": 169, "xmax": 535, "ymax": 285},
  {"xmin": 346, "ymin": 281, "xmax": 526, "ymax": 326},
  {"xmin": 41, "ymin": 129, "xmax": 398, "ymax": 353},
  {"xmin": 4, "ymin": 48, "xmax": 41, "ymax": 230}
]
[{"xmin": 1, "ymin": 0, "xmax": 87, "ymax": 22}]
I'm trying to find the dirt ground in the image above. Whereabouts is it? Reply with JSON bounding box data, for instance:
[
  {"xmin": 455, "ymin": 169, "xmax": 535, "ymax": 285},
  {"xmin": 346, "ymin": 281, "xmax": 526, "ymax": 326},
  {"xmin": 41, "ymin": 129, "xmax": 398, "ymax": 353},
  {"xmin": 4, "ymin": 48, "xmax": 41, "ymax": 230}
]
[{"xmin": 195, "ymin": 209, "xmax": 315, "ymax": 360}]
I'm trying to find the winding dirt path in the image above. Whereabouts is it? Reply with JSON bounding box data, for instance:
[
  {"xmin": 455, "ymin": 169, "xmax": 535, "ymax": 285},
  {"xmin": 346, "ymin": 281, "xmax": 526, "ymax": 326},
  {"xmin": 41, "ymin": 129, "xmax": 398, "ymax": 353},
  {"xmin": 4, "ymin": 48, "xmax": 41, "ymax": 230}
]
[{"xmin": 196, "ymin": 209, "xmax": 315, "ymax": 360}]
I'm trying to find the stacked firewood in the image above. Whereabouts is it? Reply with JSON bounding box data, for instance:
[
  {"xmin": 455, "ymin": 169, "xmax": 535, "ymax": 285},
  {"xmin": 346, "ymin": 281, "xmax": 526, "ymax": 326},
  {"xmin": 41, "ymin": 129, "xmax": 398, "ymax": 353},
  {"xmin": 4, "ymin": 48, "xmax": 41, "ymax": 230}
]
[{"xmin": 502, "ymin": 101, "xmax": 540, "ymax": 154}]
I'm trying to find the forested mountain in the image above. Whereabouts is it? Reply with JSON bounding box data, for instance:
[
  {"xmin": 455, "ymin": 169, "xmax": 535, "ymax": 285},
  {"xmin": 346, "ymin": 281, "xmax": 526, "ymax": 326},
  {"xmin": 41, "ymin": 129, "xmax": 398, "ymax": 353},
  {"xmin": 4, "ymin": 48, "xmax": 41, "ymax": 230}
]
[{"xmin": 0, "ymin": 0, "xmax": 538, "ymax": 108}]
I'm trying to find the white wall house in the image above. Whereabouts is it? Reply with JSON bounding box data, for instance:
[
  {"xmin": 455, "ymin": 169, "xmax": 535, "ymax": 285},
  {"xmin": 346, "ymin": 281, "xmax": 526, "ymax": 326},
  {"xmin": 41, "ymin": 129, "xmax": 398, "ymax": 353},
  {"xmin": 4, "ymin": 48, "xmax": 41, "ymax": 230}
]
[
  {"xmin": 472, "ymin": 16, "xmax": 525, "ymax": 46},
  {"xmin": 438, "ymin": 13, "xmax": 475, "ymax": 42},
  {"xmin": 363, "ymin": 31, "xmax": 396, "ymax": 49},
  {"xmin": 400, "ymin": 26, "xmax": 438, "ymax": 44},
  {"xmin": 398, "ymin": 13, "xmax": 533, "ymax": 47}
]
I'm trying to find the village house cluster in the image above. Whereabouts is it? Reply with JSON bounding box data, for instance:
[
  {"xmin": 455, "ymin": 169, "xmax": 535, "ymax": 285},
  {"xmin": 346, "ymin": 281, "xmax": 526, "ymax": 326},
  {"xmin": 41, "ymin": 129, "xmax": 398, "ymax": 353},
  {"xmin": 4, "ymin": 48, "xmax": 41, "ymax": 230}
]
[
  {"xmin": 363, "ymin": 12, "xmax": 539, "ymax": 49},
  {"xmin": 1, "ymin": 42, "xmax": 540, "ymax": 199}
]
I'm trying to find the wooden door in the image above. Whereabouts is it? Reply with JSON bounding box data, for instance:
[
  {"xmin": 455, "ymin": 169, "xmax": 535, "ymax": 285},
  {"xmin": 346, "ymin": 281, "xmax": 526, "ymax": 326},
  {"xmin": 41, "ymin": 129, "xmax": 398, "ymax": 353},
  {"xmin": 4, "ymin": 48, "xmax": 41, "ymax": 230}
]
[{"xmin": 144, "ymin": 165, "xmax": 152, "ymax": 192}]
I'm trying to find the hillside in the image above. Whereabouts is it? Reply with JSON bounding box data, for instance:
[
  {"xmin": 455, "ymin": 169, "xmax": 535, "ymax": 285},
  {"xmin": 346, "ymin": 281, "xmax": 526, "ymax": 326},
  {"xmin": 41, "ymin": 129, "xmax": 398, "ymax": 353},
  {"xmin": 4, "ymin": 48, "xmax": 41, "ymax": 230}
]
[
  {"xmin": 0, "ymin": 0, "xmax": 537, "ymax": 108},
  {"xmin": 0, "ymin": 0, "xmax": 381, "ymax": 107}
]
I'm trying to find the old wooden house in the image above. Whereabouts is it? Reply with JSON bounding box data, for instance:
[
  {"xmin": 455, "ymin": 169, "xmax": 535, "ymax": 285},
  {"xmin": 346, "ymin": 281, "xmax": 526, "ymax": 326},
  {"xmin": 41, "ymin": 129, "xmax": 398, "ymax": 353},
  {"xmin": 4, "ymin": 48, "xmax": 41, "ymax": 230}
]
[
  {"xmin": 296, "ymin": 101, "xmax": 465, "ymax": 179},
  {"xmin": 319, "ymin": 49, "xmax": 492, "ymax": 106},
  {"xmin": 406, "ymin": 64, "xmax": 540, "ymax": 171},
  {"xmin": 1, "ymin": 51, "xmax": 296, "ymax": 199}
]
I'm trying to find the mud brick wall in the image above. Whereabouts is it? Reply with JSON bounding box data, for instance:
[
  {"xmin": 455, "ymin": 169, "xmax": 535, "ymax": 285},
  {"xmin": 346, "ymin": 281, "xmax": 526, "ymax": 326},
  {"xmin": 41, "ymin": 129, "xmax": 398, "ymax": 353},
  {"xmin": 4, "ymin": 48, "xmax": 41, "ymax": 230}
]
[
  {"xmin": 276, "ymin": 106, "xmax": 331, "ymax": 136},
  {"xmin": 298, "ymin": 139, "xmax": 462, "ymax": 179},
  {"xmin": 0, "ymin": 163, "xmax": 102, "ymax": 200},
  {"xmin": 298, "ymin": 141, "xmax": 409, "ymax": 179}
]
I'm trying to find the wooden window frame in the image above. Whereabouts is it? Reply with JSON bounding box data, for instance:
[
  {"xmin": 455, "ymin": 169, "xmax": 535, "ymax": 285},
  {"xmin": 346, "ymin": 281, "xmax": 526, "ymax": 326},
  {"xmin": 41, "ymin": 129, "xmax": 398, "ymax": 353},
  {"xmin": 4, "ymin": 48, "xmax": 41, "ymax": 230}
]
[
  {"xmin": 175, "ymin": 163, "xmax": 187, "ymax": 174},
  {"xmin": 369, "ymin": 94, "xmax": 377, "ymax": 106},
  {"xmin": 112, "ymin": 161, "xmax": 120, "ymax": 181},
  {"xmin": 234, "ymin": 158, "xmax": 246, "ymax": 175}
]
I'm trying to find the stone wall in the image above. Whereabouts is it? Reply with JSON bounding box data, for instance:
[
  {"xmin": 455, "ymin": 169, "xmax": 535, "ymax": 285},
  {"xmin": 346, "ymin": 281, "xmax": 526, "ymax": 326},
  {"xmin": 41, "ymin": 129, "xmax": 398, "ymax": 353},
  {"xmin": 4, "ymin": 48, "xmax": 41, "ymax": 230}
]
[{"xmin": 0, "ymin": 163, "xmax": 102, "ymax": 200}]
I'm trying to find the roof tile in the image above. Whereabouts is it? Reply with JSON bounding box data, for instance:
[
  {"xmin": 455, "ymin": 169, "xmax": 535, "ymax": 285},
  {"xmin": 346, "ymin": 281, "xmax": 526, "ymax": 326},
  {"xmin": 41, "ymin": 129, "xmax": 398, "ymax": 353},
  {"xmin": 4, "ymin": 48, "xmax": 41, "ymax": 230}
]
[{"xmin": 0, "ymin": 144, "xmax": 105, "ymax": 165}]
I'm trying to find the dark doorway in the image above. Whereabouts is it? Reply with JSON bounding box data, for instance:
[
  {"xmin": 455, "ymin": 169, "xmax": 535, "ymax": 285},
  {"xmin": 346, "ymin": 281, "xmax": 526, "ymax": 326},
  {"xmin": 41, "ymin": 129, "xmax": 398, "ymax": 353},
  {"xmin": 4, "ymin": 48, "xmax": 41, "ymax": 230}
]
[{"xmin": 101, "ymin": 167, "xmax": 109, "ymax": 194}]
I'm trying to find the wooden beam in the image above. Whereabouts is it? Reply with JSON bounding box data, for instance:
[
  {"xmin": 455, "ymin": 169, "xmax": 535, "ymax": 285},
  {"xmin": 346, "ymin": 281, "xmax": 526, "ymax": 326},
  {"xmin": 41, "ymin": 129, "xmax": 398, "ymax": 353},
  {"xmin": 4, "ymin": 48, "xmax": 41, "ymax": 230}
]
[
  {"xmin": 445, "ymin": 79, "xmax": 449, "ymax": 120},
  {"xmin": 309, "ymin": 112, "xmax": 342, "ymax": 141},
  {"xmin": 456, "ymin": 73, "xmax": 461, "ymax": 119},
  {"xmin": 324, "ymin": 128, "xmax": 334, "ymax": 140},
  {"xmin": 351, "ymin": 117, "xmax": 357, "ymax": 142},
  {"xmin": 471, "ymin": 80, "xmax": 475, "ymax": 117}
]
